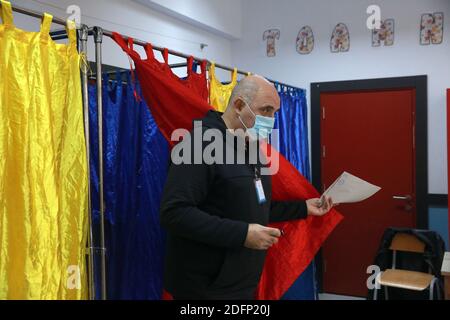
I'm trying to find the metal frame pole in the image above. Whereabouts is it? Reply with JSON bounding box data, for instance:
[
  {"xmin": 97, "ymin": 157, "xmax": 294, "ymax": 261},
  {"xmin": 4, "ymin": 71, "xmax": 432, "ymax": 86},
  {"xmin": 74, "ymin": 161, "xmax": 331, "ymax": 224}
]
[
  {"xmin": 4, "ymin": 3, "xmax": 299, "ymax": 89},
  {"xmin": 99, "ymin": 29, "xmax": 297, "ymax": 90},
  {"xmin": 78, "ymin": 24, "xmax": 96, "ymax": 301},
  {"xmin": 10, "ymin": 3, "xmax": 68, "ymax": 27},
  {"xmin": 93, "ymin": 26, "xmax": 107, "ymax": 301}
]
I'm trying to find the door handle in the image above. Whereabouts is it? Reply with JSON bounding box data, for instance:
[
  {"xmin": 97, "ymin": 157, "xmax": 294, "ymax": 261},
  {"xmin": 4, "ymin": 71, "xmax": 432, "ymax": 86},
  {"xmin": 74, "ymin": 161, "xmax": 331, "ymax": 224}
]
[
  {"xmin": 393, "ymin": 195, "xmax": 413, "ymax": 212},
  {"xmin": 393, "ymin": 195, "xmax": 412, "ymax": 201}
]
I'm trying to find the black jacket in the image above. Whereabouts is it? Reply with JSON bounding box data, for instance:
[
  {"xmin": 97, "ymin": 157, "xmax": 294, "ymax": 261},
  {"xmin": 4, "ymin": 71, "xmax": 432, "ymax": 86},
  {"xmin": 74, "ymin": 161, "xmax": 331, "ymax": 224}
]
[{"xmin": 160, "ymin": 110, "xmax": 308, "ymax": 299}]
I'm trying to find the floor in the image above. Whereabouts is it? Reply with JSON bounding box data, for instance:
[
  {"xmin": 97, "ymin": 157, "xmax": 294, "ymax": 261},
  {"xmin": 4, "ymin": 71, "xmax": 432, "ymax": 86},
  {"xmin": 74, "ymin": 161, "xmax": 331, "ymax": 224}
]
[{"xmin": 318, "ymin": 293, "xmax": 366, "ymax": 300}]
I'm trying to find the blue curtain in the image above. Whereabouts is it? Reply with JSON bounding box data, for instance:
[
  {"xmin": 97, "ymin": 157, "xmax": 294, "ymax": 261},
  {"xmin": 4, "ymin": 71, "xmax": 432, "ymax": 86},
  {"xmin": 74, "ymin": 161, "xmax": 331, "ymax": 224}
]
[
  {"xmin": 274, "ymin": 85, "xmax": 316, "ymax": 300},
  {"xmin": 274, "ymin": 87, "xmax": 311, "ymax": 181},
  {"xmin": 88, "ymin": 71, "xmax": 169, "ymax": 300}
]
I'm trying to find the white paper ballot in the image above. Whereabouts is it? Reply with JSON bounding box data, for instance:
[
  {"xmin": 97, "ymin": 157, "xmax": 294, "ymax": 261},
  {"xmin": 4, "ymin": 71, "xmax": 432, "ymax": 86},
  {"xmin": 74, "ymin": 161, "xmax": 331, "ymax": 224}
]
[{"xmin": 320, "ymin": 172, "xmax": 381, "ymax": 206}]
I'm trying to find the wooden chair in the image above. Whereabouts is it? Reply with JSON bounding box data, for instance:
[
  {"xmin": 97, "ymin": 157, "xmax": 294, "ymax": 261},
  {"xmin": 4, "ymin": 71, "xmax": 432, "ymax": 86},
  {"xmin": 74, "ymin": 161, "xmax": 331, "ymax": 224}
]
[
  {"xmin": 374, "ymin": 233, "xmax": 440, "ymax": 300},
  {"xmin": 442, "ymin": 252, "xmax": 450, "ymax": 300}
]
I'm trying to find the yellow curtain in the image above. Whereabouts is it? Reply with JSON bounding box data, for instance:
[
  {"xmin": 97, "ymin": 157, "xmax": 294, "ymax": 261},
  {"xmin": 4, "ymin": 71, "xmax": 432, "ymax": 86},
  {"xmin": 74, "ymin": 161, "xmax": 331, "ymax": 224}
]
[
  {"xmin": 208, "ymin": 62, "xmax": 238, "ymax": 112},
  {"xmin": 0, "ymin": 1, "xmax": 88, "ymax": 300}
]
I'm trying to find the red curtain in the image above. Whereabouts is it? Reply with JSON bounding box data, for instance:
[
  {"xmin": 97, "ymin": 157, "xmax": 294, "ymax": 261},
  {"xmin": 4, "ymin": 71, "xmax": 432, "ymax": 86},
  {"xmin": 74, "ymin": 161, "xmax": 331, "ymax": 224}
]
[{"xmin": 112, "ymin": 32, "xmax": 343, "ymax": 300}]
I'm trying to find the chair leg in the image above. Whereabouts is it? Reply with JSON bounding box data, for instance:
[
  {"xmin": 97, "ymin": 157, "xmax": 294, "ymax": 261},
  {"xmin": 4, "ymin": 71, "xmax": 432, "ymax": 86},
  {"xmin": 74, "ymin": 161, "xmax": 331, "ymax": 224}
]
[
  {"xmin": 430, "ymin": 278, "xmax": 437, "ymax": 300},
  {"xmin": 373, "ymin": 274, "xmax": 379, "ymax": 300},
  {"xmin": 437, "ymin": 281, "xmax": 441, "ymax": 300},
  {"xmin": 384, "ymin": 286, "xmax": 389, "ymax": 300}
]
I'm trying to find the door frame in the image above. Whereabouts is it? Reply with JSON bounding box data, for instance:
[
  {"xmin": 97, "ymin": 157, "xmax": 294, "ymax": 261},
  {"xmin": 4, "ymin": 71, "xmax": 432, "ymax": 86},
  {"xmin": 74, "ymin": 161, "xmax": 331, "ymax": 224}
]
[{"xmin": 310, "ymin": 75, "xmax": 428, "ymax": 293}]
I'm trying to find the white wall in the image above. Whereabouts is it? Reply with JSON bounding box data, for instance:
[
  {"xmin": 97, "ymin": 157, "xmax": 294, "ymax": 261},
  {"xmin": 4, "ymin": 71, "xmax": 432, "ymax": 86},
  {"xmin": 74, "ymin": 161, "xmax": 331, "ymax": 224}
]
[
  {"xmin": 8, "ymin": 0, "xmax": 234, "ymax": 78},
  {"xmin": 134, "ymin": 0, "xmax": 243, "ymax": 39},
  {"xmin": 231, "ymin": 0, "xmax": 450, "ymax": 194}
]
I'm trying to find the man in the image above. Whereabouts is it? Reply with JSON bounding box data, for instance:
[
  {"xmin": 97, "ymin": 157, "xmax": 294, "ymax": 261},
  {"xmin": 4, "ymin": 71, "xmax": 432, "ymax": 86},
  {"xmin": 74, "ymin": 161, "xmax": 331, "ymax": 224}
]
[{"xmin": 160, "ymin": 75, "xmax": 335, "ymax": 300}]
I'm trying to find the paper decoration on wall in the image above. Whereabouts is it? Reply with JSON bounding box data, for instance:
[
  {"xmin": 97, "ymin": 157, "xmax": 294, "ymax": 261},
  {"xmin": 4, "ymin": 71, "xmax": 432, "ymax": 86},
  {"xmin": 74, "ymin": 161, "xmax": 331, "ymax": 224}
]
[
  {"xmin": 420, "ymin": 12, "xmax": 444, "ymax": 45},
  {"xmin": 372, "ymin": 19, "xmax": 395, "ymax": 47},
  {"xmin": 263, "ymin": 29, "xmax": 281, "ymax": 57},
  {"xmin": 330, "ymin": 23, "xmax": 350, "ymax": 52},
  {"xmin": 296, "ymin": 26, "xmax": 314, "ymax": 54}
]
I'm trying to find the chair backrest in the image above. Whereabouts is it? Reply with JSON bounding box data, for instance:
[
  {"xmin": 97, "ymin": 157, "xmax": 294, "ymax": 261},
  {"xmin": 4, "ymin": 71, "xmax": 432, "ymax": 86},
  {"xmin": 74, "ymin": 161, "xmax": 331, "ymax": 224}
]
[{"xmin": 389, "ymin": 233, "xmax": 426, "ymax": 253}]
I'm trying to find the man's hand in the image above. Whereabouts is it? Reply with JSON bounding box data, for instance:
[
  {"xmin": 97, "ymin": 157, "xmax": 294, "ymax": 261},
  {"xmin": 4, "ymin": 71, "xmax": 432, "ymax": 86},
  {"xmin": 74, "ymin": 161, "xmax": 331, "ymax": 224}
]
[
  {"xmin": 306, "ymin": 196, "xmax": 337, "ymax": 217},
  {"xmin": 244, "ymin": 224, "xmax": 281, "ymax": 250}
]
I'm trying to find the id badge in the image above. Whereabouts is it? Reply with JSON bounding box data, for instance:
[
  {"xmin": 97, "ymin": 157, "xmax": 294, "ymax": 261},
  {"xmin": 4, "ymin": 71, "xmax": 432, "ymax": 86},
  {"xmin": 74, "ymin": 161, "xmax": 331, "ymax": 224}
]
[{"xmin": 254, "ymin": 178, "xmax": 267, "ymax": 205}]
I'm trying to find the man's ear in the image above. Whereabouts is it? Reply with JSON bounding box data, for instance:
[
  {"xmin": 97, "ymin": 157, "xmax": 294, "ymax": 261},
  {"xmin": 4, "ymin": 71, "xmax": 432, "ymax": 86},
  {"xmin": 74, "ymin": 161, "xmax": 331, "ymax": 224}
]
[{"xmin": 234, "ymin": 97, "xmax": 245, "ymax": 115}]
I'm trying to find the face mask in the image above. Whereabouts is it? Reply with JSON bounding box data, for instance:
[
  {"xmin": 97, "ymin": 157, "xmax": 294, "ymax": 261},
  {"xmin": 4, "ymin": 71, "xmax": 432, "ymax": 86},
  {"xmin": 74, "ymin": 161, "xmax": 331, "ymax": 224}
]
[{"xmin": 239, "ymin": 100, "xmax": 275, "ymax": 140}]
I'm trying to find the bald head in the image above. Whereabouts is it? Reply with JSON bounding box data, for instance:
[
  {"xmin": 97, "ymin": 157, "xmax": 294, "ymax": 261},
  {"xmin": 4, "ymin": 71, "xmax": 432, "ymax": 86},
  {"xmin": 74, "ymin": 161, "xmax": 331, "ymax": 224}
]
[
  {"xmin": 222, "ymin": 75, "xmax": 280, "ymax": 131},
  {"xmin": 228, "ymin": 75, "xmax": 278, "ymax": 107}
]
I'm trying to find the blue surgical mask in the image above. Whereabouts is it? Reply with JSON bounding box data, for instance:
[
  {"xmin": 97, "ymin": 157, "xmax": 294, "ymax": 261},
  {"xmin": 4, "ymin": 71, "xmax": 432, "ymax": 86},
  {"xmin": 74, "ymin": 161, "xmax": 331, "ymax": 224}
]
[{"xmin": 239, "ymin": 100, "xmax": 275, "ymax": 140}]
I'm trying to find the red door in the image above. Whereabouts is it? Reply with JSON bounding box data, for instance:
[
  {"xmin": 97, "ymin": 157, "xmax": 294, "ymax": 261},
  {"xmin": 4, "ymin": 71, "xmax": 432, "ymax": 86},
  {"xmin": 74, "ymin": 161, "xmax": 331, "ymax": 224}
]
[{"xmin": 321, "ymin": 88, "xmax": 416, "ymax": 297}]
